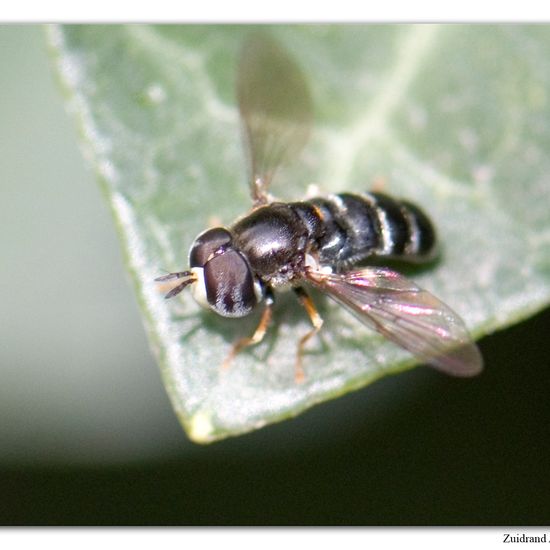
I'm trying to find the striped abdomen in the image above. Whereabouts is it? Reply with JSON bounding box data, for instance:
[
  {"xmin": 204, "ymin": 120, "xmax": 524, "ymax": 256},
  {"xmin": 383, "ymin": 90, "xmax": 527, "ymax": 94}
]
[{"xmin": 290, "ymin": 192, "xmax": 437, "ymax": 270}]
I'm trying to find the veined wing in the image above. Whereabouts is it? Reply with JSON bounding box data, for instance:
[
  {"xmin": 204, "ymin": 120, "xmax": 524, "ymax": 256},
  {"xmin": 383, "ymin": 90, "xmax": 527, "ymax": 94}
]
[
  {"xmin": 238, "ymin": 33, "xmax": 313, "ymax": 205},
  {"xmin": 306, "ymin": 267, "xmax": 483, "ymax": 377}
]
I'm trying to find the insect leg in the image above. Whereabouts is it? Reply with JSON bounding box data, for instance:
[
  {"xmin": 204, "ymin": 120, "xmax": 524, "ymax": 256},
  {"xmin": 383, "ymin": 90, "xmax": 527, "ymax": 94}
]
[
  {"xmin": 222, "ymin": 289, "xmax": 275, "ymax": 370},
  {"xmin": 371, "ymin": 175, "xmax": 387, "ymax": 192},
  {"xmin": 293, "ymin": 286, "xmax": 324, "ymax": 383}
]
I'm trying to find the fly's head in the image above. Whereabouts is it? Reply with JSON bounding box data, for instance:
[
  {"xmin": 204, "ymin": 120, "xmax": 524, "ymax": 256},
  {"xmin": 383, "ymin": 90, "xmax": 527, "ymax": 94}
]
[{"xmin": 156, "ymin": 227, "xmax": 263, "ymax": 318}]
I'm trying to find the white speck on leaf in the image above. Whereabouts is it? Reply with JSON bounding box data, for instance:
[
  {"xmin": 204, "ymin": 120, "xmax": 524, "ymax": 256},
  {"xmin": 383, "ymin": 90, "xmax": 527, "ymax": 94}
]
[{"xmin": 146, "ymin": 83, "xmax": 167, "ymax": 104}]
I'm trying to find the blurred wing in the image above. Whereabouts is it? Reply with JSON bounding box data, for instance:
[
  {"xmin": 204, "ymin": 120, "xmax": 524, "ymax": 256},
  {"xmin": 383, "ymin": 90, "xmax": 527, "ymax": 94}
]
[
  {"xmin": 306, "ymin": 267, "xmax": 483, "ymax": 377},
  {"xmin": 238, "ymin": 33, "xmax": 313, "ymax": 205}
]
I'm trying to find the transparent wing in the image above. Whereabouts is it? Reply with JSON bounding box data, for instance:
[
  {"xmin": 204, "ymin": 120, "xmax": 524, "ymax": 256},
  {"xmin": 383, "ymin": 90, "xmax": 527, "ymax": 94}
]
[
  {"xmin": 238, "ymin": 33, "xmax": 313, "ymax": 205},
  {"xmin": 306, "ymin": 267, "xmax": 483, "ymax": 377}
]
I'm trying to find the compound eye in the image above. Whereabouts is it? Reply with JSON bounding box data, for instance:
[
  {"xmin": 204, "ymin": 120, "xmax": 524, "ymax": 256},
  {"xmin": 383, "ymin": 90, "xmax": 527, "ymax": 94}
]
[
  {"xmin": 204, "ymin": 249, "xmax": 261, "ymax": 318},
  {"xmin": 189, "ymin": 227, "xmax": 232, "ymax": 268}
]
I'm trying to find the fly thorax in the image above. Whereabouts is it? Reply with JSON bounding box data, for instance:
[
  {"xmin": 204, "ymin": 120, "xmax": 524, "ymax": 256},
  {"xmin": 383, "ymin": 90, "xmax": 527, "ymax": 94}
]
[{"xmin": 232, "ymin": 203, "xmax": 308, "ymax": 286}]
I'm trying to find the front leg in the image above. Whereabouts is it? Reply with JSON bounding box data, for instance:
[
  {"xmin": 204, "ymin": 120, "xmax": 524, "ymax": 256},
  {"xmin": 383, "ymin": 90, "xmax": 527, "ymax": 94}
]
[{"xmin": 222, "ymin": 289, "xmax": 275, "ymax": 370}]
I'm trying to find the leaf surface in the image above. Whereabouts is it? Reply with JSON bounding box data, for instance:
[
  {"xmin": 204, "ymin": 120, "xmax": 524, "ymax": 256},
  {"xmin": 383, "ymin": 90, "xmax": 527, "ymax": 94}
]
[{"xmin": 49, "ymin": 24, "xmax": 550, "ymax": 442}]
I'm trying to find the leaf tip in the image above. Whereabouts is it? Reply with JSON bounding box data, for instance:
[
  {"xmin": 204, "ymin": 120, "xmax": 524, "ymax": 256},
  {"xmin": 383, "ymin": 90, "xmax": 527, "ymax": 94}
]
[{"xmin": 186, "ymin": 410, "xmax": 216, "ymax": 444}]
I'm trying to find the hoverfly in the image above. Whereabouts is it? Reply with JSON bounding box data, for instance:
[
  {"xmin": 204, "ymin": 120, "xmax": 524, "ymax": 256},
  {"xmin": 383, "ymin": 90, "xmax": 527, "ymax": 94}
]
[{"xmin": 156, "ymin": 33, "xmax": 483, "ymax": 381}]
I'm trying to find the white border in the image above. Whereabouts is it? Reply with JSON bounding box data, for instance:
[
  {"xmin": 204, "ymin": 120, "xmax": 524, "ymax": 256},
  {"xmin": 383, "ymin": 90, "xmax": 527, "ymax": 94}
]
[
  {"xmin": 2, "ymin": 528, "xmax": 549, "ymax": 549},
  {"xmin": 2, "ymin": 0, "xmax": 550, "ymax": 22}
]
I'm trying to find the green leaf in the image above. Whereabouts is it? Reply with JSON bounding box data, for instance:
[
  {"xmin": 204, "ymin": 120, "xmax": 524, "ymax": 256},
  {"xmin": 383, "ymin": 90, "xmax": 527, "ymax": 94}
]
[{"xmin": 48, "ymin": 24, "xmax": 550, "ymax": 443}]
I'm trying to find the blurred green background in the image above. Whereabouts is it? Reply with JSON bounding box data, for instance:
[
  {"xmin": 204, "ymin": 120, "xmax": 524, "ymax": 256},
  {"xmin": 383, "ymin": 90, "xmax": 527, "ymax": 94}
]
[{"xmin": 1, "ymin": 24, "xmax": 550, "ymax": 525}]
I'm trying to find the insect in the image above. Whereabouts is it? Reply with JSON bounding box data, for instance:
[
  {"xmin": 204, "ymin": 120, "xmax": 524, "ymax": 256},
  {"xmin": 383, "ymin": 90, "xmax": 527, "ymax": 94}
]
[{"xmin": 156, "ymin": 33, "xmax": 483, "ymax": 381}]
